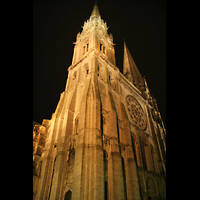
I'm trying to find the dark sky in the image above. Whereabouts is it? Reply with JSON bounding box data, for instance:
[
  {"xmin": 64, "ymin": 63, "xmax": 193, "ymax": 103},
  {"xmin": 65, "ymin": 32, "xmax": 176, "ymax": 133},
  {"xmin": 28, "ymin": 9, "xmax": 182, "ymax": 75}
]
[{"xmin": 33, "ymin": 0, "xmax": 166, "ymax": 127}]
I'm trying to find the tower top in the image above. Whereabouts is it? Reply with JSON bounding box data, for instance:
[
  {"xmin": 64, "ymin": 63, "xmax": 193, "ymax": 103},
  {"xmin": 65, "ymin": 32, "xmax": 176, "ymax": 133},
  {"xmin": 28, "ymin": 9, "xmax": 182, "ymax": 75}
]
[
  {"xmin": 80, "ymin": 2, "xmax": 109, "ymax": 40},
  {"xmin": 71, "ymin": 2, "xmax": 116, "ymax": 66},
  {"xmin": 90, "ymin": 2, "xmax": 101, "ymax": 18}
]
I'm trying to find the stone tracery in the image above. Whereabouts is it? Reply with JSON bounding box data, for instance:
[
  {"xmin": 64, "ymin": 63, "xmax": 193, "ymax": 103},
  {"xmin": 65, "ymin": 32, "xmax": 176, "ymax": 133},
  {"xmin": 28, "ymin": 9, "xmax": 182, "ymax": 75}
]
[{"xmin": 126, "ymin": 95, "xmax": 147, "ymax": 130}]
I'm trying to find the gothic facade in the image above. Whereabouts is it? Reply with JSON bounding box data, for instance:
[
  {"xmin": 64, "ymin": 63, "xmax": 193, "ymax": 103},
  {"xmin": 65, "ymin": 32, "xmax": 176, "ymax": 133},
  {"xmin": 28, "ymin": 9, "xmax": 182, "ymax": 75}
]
[{"xmin": 33, "ymin": 3, "xmax": 166, "ymax": 200}]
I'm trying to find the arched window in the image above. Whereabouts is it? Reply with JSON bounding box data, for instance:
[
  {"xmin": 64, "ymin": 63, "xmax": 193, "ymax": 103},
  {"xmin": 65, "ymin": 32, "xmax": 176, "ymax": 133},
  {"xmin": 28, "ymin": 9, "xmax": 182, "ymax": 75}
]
[
  {"xmin": 139, "ymin": 136, "xmax": 147, "ymax": 170},
  {"xmin": 100, "ymin": 43, "xmax": 106, "ymax": 54},
  {"xmin": 64, "ymin": 190, "xmax": 72, "ymax": 200},
  {"xmin": 100, "ymin": 43, "xmax": 103, "ymax": 51},
  {"xmin": 97, "ymin": 63, "xmax": 100, "ymax": 76}
]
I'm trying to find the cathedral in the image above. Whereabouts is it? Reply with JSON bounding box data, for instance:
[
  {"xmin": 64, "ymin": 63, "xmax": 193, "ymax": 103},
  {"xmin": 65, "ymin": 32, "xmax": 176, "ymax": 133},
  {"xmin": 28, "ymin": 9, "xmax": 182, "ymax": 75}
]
[{"xmin": 33, "ymin": 3, "xmax": 166, "ymax": 200}]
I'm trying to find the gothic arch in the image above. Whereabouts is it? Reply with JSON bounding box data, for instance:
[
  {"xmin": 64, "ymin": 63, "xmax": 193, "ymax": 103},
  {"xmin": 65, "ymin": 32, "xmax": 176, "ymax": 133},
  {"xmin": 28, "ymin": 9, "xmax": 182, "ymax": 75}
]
[
  {"xmin": 64, "ymin": 189, "xmax": 72, "ymax": 200},
  {"xmin": 99, "ymin": 41, "xmax": 107, "ymax": 54}
]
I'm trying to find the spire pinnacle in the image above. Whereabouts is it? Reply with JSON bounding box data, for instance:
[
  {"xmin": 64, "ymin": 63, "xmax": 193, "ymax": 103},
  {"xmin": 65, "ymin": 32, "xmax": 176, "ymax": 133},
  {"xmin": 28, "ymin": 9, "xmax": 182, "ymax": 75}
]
[
  {"xmin": 123, "ymin": 41, "xmax": 144, "ymax": 90},
  {"xmin": 90, "ymin": 2, "xmax": 101, "ymax": 18}
]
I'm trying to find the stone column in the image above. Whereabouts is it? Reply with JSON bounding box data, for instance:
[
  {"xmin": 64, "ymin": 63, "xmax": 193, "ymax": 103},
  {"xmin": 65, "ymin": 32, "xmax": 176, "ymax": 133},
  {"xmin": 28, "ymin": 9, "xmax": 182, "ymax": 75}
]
[
  {"xmin": 127, "ymin": 157, "xmax": 141, "ymax": 200},
  {"xmin": 49, "ymin": 139, "xmax": 67, "ymax": 200},
  {"xmin": 110, "ymin": 151, "xmax": 126, "ymax": 200}
]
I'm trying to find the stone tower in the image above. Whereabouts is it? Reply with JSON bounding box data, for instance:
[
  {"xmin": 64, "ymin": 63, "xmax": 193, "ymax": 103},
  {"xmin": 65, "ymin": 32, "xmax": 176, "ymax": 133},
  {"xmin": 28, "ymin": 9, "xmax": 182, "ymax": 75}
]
[{"xmin": 33, "ymin": 3, "xmax": 166, "ymax": 200}]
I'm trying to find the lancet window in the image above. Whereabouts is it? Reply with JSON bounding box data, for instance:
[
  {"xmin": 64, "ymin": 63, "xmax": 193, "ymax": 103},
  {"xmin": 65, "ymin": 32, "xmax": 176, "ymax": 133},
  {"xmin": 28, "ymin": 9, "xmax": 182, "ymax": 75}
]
[
  {"xmin": 64, "ymin": 190, "xmax": 72, "ymax": 200},
  {"xmin": 83, "ymin": 43, "xmax": 89, "ymax": 55},
  {"xmin": 100, "ymin": 43, "xmax": 105, "ymax": 54}
]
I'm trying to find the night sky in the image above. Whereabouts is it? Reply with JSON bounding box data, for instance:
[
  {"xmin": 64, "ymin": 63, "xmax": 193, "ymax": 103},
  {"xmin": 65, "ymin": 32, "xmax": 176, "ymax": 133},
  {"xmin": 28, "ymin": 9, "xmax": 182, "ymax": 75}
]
[{"xmin": 33, "ymin": 0, "xmax": 166, "ymax": 127}]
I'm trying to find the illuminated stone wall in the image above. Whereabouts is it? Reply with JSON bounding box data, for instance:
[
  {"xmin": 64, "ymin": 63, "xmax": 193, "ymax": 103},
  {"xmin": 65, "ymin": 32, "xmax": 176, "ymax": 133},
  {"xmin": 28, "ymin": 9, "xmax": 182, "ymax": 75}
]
[{"xmin": 33, "ymin": 3, "xmax": 166, "ymax": 200}]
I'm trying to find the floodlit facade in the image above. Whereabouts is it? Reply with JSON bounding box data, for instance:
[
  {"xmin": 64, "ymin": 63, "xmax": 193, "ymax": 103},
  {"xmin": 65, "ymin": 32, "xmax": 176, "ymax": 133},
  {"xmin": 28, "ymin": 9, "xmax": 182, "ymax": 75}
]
[{"xmin": 33, "ymin": 3, "xmax": 166, "ymax": 200}]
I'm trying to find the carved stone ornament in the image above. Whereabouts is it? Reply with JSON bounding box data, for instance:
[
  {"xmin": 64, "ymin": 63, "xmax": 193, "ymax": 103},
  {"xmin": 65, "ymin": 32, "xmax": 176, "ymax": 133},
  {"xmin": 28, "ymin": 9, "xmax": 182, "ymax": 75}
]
[{"xmin": 126, "ymin": 95, "xmax": 147, "ymax": 130}]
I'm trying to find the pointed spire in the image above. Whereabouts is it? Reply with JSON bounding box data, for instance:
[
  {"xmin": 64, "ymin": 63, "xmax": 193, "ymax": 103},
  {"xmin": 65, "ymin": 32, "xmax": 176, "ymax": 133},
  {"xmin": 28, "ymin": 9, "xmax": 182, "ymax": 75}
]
[
  {"xmin": 123, "ymin": 41, "xmax": 144, "ymax": 90},
  {"xmin": 90, "ymin": 2, "xmax": 101, "ymax": 18}
]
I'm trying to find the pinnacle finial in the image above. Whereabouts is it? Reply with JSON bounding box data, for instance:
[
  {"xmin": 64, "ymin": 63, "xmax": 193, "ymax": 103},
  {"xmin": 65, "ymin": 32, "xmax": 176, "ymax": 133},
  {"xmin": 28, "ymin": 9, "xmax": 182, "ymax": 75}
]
[{"xmin": 90, "ymin": 2, "xmax": 101, "ymax": 18}]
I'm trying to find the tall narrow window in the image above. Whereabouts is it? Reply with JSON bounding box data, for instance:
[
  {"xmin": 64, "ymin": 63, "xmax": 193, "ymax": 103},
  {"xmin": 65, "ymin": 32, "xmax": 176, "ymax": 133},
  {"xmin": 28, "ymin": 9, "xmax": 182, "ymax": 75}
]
[
  {"xmin": 97, "ymin": 63, "xmax": 99, "ymax": 76},
  {"xmin": 100, "ymin": 43, "xmax": 102, "ymax": 51},
  {"xmin": 103, "ymin": 46, "xmax": 105, "ymax": 54},
  {"xmin": 87, "ymin": 43, "xmax": 89, "ymax": 51},
  {"xmin": 139, "ymin": 136, "xmax": 147, "ymax": 170}
]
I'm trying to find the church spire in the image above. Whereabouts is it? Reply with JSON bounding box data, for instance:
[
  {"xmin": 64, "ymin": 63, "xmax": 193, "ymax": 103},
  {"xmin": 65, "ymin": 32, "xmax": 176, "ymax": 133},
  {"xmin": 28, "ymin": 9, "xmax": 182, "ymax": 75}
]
[
  {"xmin": 123, "ymin": 41, "xmax": 144, "ymax": 91},
  {"xmin": 90, "ymin": 2, "xmax": 101, "ymax": 18},
  {"xmin": 72, "ymin": 2, "xmax": 116, "ymax": 65}
]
